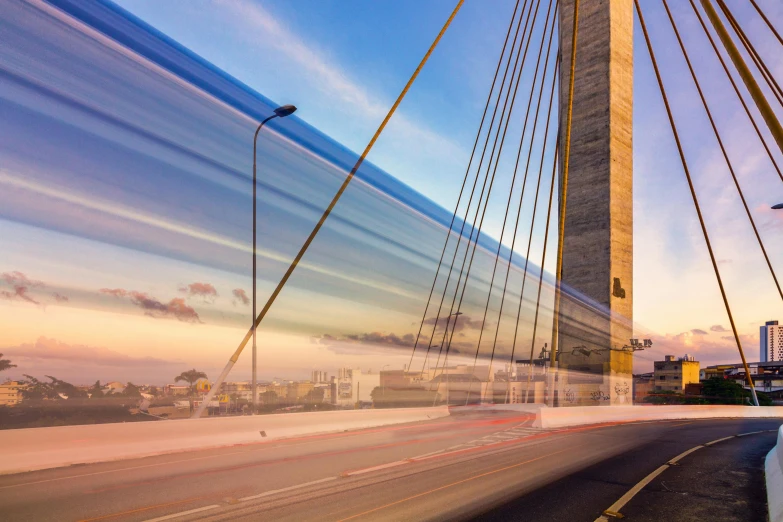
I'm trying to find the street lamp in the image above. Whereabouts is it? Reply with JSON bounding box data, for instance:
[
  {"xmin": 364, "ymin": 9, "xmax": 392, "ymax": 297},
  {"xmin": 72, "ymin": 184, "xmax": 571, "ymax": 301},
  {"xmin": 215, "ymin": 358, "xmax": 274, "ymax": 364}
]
[
  {"xmin": 252, "ymin": 104, "xmax": 297, "ymax": 414},
  {"xmin": 772, "ymin": 203, "xmax": 783, "ymax": 209},
  {"xmin": 381, "ymin": 364, "xmax": 390, "ymax": 398},
  {"xmin": 441, "ymin": 311, "xmax": 463, "ymax": 406}
]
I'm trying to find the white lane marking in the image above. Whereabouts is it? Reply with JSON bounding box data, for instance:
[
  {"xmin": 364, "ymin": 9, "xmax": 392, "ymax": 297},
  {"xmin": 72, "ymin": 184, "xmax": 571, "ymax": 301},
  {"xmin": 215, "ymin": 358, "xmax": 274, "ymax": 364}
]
[
  {"xmin": 143, "ymin": 504, "xmax": 220, "ymax": 522},
  {"xmin": 238, "ymin": 477, "xmax": 337, "ymax": 502},
  {"xmin": 594, "ymin": 430, "xmax": 767, "ymax": 521},
  {"xmin": 737, "ymin": 430, "xmax": 764, "ymax": 437},
  {"xmin": 343, "ymin": 460, "xmax": 408, "ymax": 477},
  {"xmin": 410, "ymin": 449, "xmax": 443, "ymax": 459},
  {"xmin": 0, "ymin": 438, "xmax": 327, "ymax": 490}
]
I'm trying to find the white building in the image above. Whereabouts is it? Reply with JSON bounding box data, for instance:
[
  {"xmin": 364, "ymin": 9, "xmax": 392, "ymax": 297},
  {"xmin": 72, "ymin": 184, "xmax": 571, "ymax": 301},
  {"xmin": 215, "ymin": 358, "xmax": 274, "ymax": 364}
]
[
  {"xmin": 332, "ymin": 368, "xmax": 380, "ymax": 407},
  {"xmin": 761, "ymin": 320, "xmax": 783, "ymax": 362}
]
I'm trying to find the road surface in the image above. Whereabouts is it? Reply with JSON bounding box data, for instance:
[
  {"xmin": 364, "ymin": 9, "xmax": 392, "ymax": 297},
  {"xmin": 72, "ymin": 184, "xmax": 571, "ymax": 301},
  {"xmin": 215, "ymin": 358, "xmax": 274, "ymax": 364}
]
[{"xmin": 0, "ymin": 410, "xmax": 778, "ymax": 521}]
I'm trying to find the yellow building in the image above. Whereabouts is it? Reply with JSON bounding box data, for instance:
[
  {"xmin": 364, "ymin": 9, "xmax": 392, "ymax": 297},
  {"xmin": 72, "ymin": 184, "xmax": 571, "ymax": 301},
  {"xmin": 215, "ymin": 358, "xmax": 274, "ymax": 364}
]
[
  {"xmin": 654, "ymin": 355, "xmax": 700, "ymax": 393},
  {"xmin": 0, "ymin": 380, "xmax": 25, "ymax": 406},
  {"xmin": 287, "ymin": 382, "xmax": 314, "ymax": 402}
]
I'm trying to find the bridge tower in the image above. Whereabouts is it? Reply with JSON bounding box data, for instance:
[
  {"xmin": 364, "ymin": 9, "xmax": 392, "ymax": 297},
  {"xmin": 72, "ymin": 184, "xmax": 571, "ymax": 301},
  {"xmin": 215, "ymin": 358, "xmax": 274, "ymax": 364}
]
[{"xmin": 556, "ymin": 0, "xmax": 634, "ymax": 405}]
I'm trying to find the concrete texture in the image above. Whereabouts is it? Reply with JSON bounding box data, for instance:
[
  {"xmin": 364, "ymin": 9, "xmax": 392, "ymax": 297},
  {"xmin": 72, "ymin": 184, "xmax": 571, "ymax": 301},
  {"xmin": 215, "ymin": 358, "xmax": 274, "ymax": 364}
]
[
  {"xmin": 557, "ymin": 0, "xmax": 634, "ymax": 405},
  {"xmin": 767, "ymin": 425, "xmax": 783, "ymax": 522},
  {"xmin": 0, "ymin": 406, "xmax": 449, "ymax": 474},
  {"xmin": 534, "ymin": 404, "xmax": 783, "ymax": 428}
]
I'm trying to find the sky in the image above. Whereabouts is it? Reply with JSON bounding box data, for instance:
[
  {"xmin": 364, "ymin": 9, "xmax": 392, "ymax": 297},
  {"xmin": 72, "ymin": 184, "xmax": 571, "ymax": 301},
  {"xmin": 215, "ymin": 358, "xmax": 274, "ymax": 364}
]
[{"xmin": 1, "ymin": 0, "xmax": 783, "ymax": 385}]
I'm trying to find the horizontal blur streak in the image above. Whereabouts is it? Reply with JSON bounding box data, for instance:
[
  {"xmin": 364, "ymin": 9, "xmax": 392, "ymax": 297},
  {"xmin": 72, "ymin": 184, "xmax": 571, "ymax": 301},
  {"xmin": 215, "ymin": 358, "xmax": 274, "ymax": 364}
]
[{"xmin": 0, "ymin": 0, "xmax": 628, "ymax": 383}]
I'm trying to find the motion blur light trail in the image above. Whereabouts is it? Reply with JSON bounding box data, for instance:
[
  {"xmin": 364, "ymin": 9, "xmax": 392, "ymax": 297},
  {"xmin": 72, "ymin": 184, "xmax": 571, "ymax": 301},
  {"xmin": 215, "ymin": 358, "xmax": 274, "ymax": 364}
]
[
  {"xmin": 0, "ymin": 0, "xmax": 598, "ymax": 382},
  {"xmin": 0, "ymin": 0, "xmax": 646, "ymax": 398}
]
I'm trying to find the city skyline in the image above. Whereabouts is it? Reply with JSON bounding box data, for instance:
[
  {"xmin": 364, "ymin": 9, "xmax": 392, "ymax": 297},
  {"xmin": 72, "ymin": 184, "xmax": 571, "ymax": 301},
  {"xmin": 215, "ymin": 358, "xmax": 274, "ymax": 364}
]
[{"xmin": 1, "ymin": 0, "xmax": 782, "ymax": 388}]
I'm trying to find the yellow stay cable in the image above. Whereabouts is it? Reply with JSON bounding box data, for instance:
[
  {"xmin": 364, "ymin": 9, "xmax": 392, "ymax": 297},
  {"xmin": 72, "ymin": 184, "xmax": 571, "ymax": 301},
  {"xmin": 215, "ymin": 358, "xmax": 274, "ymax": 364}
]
[
  {"xmin": 549, "ymin": 0, "xmax": 580, "ymax": 369},
  {"xmin": 195, "ymin": 0, "xmax": 465, "ymax": 417}
]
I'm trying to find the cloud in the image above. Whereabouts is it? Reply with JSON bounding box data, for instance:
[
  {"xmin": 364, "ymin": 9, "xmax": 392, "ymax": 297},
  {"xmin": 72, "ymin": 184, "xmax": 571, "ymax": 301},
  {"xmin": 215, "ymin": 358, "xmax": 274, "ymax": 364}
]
[
  {"xmin": 51, "ymin": 292, "xmax": 69, "ymax": 303},
  {"xmin": 1, "ymin": 271, "xmax": 43, "ymax": 305},
  {"xmin": 691, "ymin": 329, "xmax": 708, "ymax": 336},
  {"xmin": 100, "ymin": 288, "xmax": 127, "ymax": 298},
  {"xmin": 232, "ymin": 288, "xmax": 250, "ymax": 306},
  {"xmin": 423, "ymin": 314, "xmax": 486, "ymax": 332},
  {"xmin": 710, "ymin": 324, "xmax": 728, "ymax": 332},
  {"xmin": 318, "ymin": 331, "xmax": 416, "ymax": 348},
  {"xmin": 100, "ymin": 288, "xmax": 201, "ymax": 323},
  {"xmin": 179, "ymin": 282, "xmax": 218, "ymax": 301},
  {"xmin": 128, "ymin": 293, "xmax": 200, "ymax": 323},
  {"xmin": 3, "ymin": 337, "xmax": 180, "ymax": 367},
  {"xmin": 218, "ymin": 0, "xmax": 465, "ymax": 169}
]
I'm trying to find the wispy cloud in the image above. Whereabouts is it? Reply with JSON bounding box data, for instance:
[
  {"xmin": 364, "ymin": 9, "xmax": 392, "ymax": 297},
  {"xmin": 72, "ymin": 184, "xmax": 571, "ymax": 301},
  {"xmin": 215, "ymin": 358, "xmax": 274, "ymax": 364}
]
[
  {"xmin": 100, "ymin": 287, "xmax": 201, "ymax": 323},
  {"xmin": 4, "ymin": 336, "xmax": 179, "ymax": 367},
  {"xmin": 710, "ymin": 324, "xmax": 728, "ymax": 332},
  {"xmin": 423, "ymin": 314, "xmax": 486, "ymax": 332},
  {"xmin": 232, "ymin": 288, "xmax": 249, "ymax": 306},
  {"xmin": 51, "ymin": 292, "xmax": 69, "ymax": 303},
  {"xmin": 217, "ymin": 0, "xmax": 465, "ymax": 168},
  {"xmin": 1, "ymin": 271, "xmax": 46, "ymax": 305},
  {"xmin": 179, "ymin": 282, "xmax": 218, "ymax": 302}
]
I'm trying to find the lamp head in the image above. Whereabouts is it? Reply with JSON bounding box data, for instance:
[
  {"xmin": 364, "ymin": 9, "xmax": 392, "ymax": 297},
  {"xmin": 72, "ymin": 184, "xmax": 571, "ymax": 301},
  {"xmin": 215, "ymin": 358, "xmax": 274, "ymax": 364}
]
[
  {"xmin": 273, "ymin": 105, "xmax": 297, "ymax": 118},
  {"xmin": 772, "ymin": 203, "xmax": 783, "ymax": 209}
]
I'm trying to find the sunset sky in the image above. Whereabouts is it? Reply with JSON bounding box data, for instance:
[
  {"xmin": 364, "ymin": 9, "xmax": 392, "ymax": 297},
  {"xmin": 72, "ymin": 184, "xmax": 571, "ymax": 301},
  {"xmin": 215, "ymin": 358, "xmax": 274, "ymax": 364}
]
[{"xmin": 1, "ymin": 0, "xmax": 782, "ymax": 385}]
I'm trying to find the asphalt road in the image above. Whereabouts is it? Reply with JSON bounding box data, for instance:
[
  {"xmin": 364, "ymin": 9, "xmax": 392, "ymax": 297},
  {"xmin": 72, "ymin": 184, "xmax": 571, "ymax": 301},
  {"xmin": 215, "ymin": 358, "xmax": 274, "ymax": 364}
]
[{"xmin": 0, "ymin": 411, "xmax": 778, "ymax": 522}]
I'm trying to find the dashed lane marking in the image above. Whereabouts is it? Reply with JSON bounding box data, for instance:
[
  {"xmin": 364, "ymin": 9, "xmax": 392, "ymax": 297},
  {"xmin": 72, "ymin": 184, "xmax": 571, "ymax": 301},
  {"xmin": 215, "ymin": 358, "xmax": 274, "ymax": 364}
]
[
  {"xmin": 238, "ymin": 476, "xmax": 337, "ymax": 501},
  {"xmin": 142, "ymin": 505, "xmax": 220, "ymax": 522}
]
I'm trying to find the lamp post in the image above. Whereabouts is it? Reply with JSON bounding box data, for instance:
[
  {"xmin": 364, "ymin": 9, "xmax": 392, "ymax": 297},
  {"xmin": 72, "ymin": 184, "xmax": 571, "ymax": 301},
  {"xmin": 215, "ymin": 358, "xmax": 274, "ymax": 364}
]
[
  {"xmin": 772, "ymin": 203, "xmax": 783, "ymax": 209},
  {"xmin": 381, "ymin": 364, "xmax": 390, "ymax": 398},
  {"xmin": 252, "ymin": 104, "xmax": 297, "ymax": 414},
  {"xmin": 441, "ymin": 311, "xmax": 462, "ymax": 406}
]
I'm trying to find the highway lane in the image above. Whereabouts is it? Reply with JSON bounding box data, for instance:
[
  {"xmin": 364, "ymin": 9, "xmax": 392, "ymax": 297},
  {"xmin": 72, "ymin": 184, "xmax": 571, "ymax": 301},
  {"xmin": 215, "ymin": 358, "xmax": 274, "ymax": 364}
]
[
  {"xmin": 0, "ymin": 409, "xmax": 539, "ymax": 521},
  {"xmin": 476, "ymin": 418, "xmax": 779, "ymax": 522},
  {"xmin": 192, "ymin": 417, "xmax": 781, "ymax": 521},
  {"xmin": 0, "ymin": 413, "xmax": 778, "ymax": 521}
]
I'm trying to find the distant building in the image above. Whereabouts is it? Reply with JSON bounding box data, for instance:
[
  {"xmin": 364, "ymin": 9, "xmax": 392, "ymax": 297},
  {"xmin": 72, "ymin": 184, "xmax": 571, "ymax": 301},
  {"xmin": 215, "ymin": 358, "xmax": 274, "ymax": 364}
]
[
  {"xmin": 287, "ymin": 381, "xmax": 314, "ymax": 402},
  {"xmin": 332, "ymin": 368, "xmax": 380, "ymax": 406},
  {"xmin": 164, "ymin": 384, "xmax": 190, "ymax": 396},
  {"xmin": 380, "ymin": 369, "xmax": 429, "ymax": 389},
  {"xmin": 221, "ymin": 381, "xmax": 252, "ymax": 401},
  {"xmin": 654, "ymin": 354, "xmax": 700, "ymax": 393},
  {"xmin": 760, "ymin": 320, "xmax": 783, "ymax": 362},
  {"xmin": 0, "ymin": 380, "xmax": 25, "ymax": 406},
  {"xmin": 311, "ymin": 371, "xmax": 329, "ymax": 383},
  {"xmin": 633, "ymin": 373, "xmax": 654, "ymax": 402}
]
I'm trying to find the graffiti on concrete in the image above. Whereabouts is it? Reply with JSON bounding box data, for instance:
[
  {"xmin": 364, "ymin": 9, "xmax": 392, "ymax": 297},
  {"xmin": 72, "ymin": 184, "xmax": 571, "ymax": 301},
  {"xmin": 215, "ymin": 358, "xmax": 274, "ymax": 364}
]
[{"xmin": 590, "ymin": 390, "xmax": 610, "ymax": 401}]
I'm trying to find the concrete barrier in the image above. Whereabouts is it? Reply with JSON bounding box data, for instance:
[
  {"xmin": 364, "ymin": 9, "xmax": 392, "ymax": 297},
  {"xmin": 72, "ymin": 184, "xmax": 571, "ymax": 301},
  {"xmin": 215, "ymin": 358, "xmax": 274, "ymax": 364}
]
[
  {"xmin": 0, "ymin": 406, "xmax": 449, "ymax": 475},
  {"xmin": 533, "ymin": 405, "xmax": 783, "ymax": 429},
  {"xmin": 767, "ymin": 425, "xmax": 783, "ymax": 522}
]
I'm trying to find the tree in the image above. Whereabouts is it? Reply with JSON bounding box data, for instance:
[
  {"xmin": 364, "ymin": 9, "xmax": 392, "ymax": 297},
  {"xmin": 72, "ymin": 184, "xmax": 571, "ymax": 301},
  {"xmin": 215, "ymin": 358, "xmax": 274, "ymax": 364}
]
[
  {"xmin": 174, "ymin": 369, "xmax": 208, "ymax": 396},
  {"xmin": 702, "ymin": 378, "xmax": 773, "ymax": 406},
  {"xmin": 89, "ymin": 380, "xmax": 104, "ymax": 399},
  {"xmin": 122, "ymin": 382, "xmax": 142, "ymax": 398},
  {"xmin": 0, "ymin": 353, "xmax": 15, "ymax": 373},
  {"xmin": 20, "ymin": 375, "xmax": 87, "ymax": 400},
  {"xmin": 304, "ymin": 388, "xmax": 325, "ymax": 404},
  {"xmin": 643, "ymin": 390, "xmax": 685, "ymax": 405},
  {"xmin": 260, "ymin": 390, "xmax": 278, "ymax": 405}
]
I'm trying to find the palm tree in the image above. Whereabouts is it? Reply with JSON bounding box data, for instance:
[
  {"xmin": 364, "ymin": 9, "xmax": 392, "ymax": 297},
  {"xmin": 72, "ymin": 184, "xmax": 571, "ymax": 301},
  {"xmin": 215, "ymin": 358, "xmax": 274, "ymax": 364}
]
[
  {"xmin": 0, "ymin": 353, "xmax": 16, "ymax": 373},
  {"xmin": 174, "ymin": 369, "xmax": 208, "ymax": 396}
]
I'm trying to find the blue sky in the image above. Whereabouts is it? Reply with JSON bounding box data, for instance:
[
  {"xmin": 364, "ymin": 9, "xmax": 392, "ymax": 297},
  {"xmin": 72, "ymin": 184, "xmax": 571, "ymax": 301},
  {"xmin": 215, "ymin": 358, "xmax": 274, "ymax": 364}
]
[
  {"xmin": 107, "ymin": 0, "xmax": 783, "ymax": 355},
  {"xmin": 1, "ymin": 0, "xmax": 783, "ymax": 384}
]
